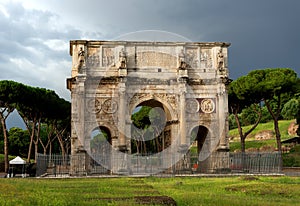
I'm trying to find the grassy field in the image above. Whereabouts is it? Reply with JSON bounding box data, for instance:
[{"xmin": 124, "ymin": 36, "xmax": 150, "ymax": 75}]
[
  {"xmin": 229, "ymin": 120, "xmax": 295, "ymax": 152},
  {"xmin": 0, "ymin": 176, "xmax": 299, "ymax": 206},
  {"xmin": 228, "ymin": 119, "xmax": 300, "ymax": 166},
  {"xmin": 229, "ymin": 120, "xmax": 294, "ymax": 142}
]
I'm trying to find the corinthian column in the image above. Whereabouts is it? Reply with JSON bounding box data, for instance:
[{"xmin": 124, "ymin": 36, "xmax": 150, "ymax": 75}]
[
  {"xmin": 179, "ymin": 85, "xmax": 188, "ymax": 153},
  {"xmin": 217, "ymin": 79, "xmax": 229, "ymax": 150},
  {"xmin": 118, "ymin": 81, "xmax": 127, "ymax": 152}
]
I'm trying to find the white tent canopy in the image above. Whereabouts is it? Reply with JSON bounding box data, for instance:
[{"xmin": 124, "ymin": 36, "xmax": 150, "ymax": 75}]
[
  {"xmin": 8, "ymin": 156, "xmax": 27, "ymax": 178},
  {"xmin": 9, "ymin": 156, "xmax": 26, "ymax": 165}
]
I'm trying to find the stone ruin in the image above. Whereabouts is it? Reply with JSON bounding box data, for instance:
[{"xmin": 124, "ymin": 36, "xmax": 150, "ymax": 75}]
[{"xmin": 67, "ymin": 40, "xmax": 231, "ymax": 175}]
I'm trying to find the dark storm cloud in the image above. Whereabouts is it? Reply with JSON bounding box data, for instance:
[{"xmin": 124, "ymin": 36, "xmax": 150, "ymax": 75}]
[
  {"xmin": 50, "ymin": 0, "xmax": 299, "ymax": 78},
  {"xmin": 0, "ymin": 0, "xmax": 299, "ymax": 101},
  {"xmin": 0, "ymin": 1, "xmax": 93, "ymax": 99},
  {"xmin": 118, "ymin": 0, "xmax": 300, "ymax": 78}
]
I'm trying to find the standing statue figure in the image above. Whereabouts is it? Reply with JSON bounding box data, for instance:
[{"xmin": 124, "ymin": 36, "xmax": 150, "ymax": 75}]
[
  {"xmin": 217, "ymin": 48, "xmax": 224, "ymax": 70},
  {"xmin": 178, "ymin": 49, "xmax": 187, "ymax": 69},
  {"xmin": 77, "ymin": 47, "xmax": 85, "ymax": 73},
  {"xmin": 118, "ymin": 49, "xmax": 127, "ymax": 69},
  {"xmin": 78, "ymin": 47, "xmax": 85, "ymax": 57}
]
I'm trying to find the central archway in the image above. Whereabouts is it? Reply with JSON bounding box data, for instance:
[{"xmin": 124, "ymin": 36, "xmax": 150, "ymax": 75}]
[{"xmin": 130, "ymin": 99, "xmax": 171, "ymax": 155}]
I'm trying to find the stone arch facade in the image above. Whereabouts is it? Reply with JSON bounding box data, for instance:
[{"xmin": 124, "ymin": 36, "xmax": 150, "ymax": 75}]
[{"xmin": 67, "ymin": 40, "xmax": 231, "ymax": 174}]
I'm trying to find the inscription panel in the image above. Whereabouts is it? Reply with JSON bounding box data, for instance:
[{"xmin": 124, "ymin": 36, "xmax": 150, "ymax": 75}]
[{"xmin": 136, "ymin": 52, "xmax": 177, "ymax": 68}]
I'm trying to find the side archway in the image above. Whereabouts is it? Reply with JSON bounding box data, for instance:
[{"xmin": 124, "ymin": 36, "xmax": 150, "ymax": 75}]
[
  {"xmin": 90, "ymin": 126, "xmax": 112, "ymax": 154},
  {"xmin": 190, "ymin": 125, "xmax": 210, "ymax": 155}
]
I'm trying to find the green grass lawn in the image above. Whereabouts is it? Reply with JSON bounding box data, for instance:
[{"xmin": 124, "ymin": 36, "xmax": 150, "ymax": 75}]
[
  {"xmin": 228, "ymin": 119, "xmax": 300, "ymax": 166},
  {"xmin": 0, "ymin": 176, "xmax": 299, "ymax": 206},
  {"xmin": 229, "ymin": 120, "xmax": 294, "ymax": 142},
  {"xmin": 229, "ymin": 120, "xmax": 296, "ymax": 152}
]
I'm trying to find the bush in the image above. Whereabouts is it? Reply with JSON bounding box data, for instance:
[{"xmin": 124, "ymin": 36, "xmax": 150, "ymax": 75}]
[
  {"xmin": 283, "ymin": 145, "xmax": 300, "ymax": 167},
  {"xmin": 283, "ymin": 155, "xmax": 298, "ymax": 167}
]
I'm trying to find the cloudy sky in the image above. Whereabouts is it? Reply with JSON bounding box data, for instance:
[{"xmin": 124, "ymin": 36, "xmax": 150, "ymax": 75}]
[{"xmin": 0, "ymin": 0, "xmax": 299, "ymax": 101}]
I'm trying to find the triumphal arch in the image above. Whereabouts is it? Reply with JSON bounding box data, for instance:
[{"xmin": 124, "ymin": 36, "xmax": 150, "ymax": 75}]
[{"xmin": 67, "ymin": 40, "xmax": 230, "ymax": 175}]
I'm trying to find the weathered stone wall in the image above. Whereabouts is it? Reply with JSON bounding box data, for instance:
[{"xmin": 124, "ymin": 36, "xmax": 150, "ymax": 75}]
[{"xmin": 67, "ymin": 40, "xmax": 231, "ymax": 174}]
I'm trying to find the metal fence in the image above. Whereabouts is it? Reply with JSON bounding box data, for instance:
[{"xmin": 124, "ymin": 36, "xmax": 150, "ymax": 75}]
[
  {"xmin": 36, "ymin": 152, "xmax": 282, "ymax": 177},
  {"xmin": 229, "ymin": 152, "xmax": 282, "ymax": 173}
]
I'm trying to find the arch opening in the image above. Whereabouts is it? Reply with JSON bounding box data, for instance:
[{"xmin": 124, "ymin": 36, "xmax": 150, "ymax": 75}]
[
  {"xmin": 130, "ymin": 99, "xmax": 171, "ymax": 155},
  {"xmin": 90, "ymin": 126, "xmax": 112, "ymax": 155},
  {"xmin": 190, "ymin": 126, "xmax": 209, "ymax": 155}
]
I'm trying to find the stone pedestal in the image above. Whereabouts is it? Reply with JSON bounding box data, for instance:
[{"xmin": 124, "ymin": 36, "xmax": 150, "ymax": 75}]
[{"xmin": 70, "ymin": 149, "xmax": 88, "ymax": 176}]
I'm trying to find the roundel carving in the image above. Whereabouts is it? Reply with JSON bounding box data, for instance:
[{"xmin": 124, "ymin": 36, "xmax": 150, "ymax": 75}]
[
  {"xmin": 200, "ymin": 98, "xmax": 215, "ymax": 113},
  {"xmin": 86, "ymin": 98, "xmax": 101, "ymax": 113},
  {"xmin": 186, "ymin": 99, "xmax": 199, "ymax": 113},
  {"xmin": 102, "ymin": 99, "xmax": 118, "ymax": 114}
]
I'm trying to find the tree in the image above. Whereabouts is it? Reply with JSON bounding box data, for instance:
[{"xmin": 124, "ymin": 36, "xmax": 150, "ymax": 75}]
[
  {"xmin": 131, "ymin": 106, "xmax": 166, "ymax": 154},
  {"xmin": 228, "ymin": 78, "xmax": 262, "ymax": 153},
  {"xmin": 240, "ymin": 68, "xmax": 298, "ymax": 167},
  {"xmin": 17, "ymin": 85, "xmax": 42, "ymax": 162},
  {"xmin": 52, "ymin": 98, "xmax": 71, "ymax": 157},
  {"xmin": 281, "ymin": 98, "xmax": 299, "ymax": 120},
  {"xmin": 260, "ymin": 69, "xmax": 297, "ymax": 151},
  {"xmin": 0, "ymin": 80, "xmax": 70, "ymax": 168},
  {"xmin": 0, "ymin": 80, "xmax": 26, "ymax": 172},
  {"xmin": 131, "ymin": 106, "xmax": 151, "ymax": 154},
  {"xmin": 8, "ymin": 127, "xmax": 30, "ymax": 157},
  {"xmin": 16, "ymin": 85, "xmax": 71, "ymax": 162}
]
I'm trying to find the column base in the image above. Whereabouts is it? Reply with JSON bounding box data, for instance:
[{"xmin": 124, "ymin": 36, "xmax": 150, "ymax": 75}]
[
  {"xmin": 118, "ymin": 145, "xmax": 128, "ymax": 153},
  {"xmin": 217, "ymin": 145, "xmax": 230, "ymax": 152},
  {"xmin": 178, "ymin": 144, "xmax": 189, "ymax": 154}
]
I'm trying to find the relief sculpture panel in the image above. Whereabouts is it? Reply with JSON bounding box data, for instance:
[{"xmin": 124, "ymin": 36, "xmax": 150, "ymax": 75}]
[
  {"xmin": 87, "ymin": 47, "xmax": 100, "ymax": 67},
  {"xmin": 185, "ymin": 48, "xmax": 198, "ymax": 68},
  {"xmin": 102, "ymin": 47, "xmax": 115, "ymax": 67},
  {"xmin": 200, "ymin": 48, "xmax": 212, "ymax": 68}
]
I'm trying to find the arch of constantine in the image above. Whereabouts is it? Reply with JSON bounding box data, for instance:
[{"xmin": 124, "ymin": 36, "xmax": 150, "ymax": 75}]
[{"xmin": 67, "ymin": 40, "xmax": 231, "ymax": 175}]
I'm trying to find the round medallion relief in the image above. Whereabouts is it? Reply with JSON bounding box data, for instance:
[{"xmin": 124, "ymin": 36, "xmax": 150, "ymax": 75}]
[
  {"xmin": 186, "ymin": 99, "xmax": 199, "ymax": 113},
  {"xmin": 86, "ymin": 99, "xmax": 101, "ymax": 113},
  {"xmin": 200, "ymin": 99, "xmax": 215, "ymax": 113},
  {"xmin": 102, "ymin": 99, "xmax": 118, "ymax": 114}
]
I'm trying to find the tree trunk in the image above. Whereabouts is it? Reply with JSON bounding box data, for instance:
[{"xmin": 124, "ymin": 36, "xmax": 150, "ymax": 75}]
[
  {"xmin": 0, "ymin": 115, "xmax": 9, "ymax": 173},
  {"xmin": 34, "ymin": 140, "xmax": 38, "ymax": 163},
  {"xmin": 26, "ymin": 119, "xmax": 36, "ymax": 163},
  {"xmin": 40, "ymin": 124, "xmax": 53, "ymax": 155},
  {"xmin": 274, "ymin": 118, "xmax": 283, "ymax": 165},
  {"xmin": 55, "ymin": 127, "xmax": 67, "ymax": 165},
  {"xmin": 232, "ymin": 103, "xmax": 262, "ymax": 153},
  {"xmin": 231, "ymin": 103, "xmax": 262, "ymax": 171},
  {"xmin": 264, "ymin": 99, "xmax": 283, "ymax": 168},
  {"xmin": 232, "ymin": 108, "xmax": 245, "ymax": 153},
  {"xmin": 33, "ymin": 118, "xmax": 41, "ymax": 163}
]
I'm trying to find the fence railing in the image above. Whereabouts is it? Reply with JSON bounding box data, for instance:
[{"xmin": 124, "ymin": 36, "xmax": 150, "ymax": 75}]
[{"xmin": 36, "ymin": 152, "xmax": 282, "ymax": 177}]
